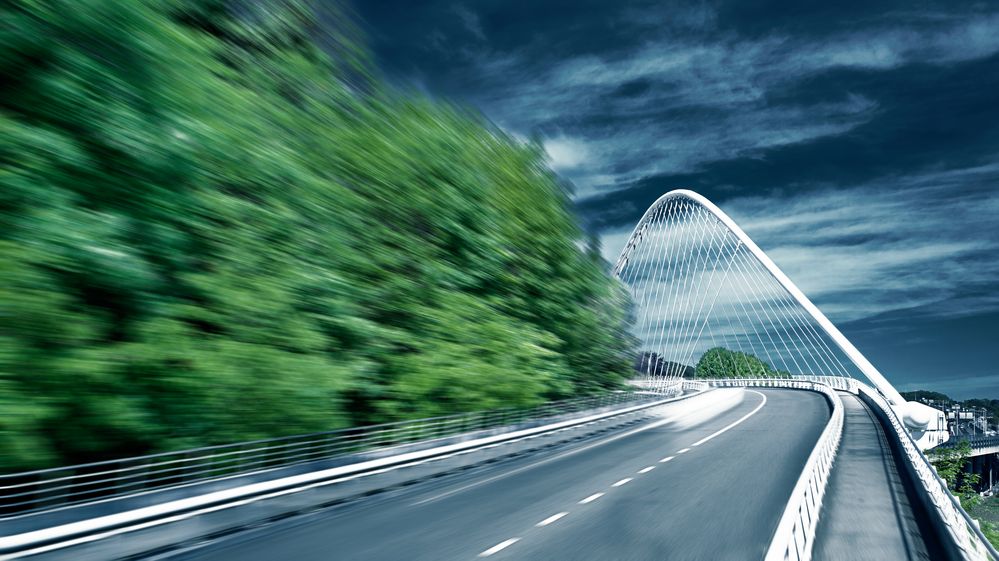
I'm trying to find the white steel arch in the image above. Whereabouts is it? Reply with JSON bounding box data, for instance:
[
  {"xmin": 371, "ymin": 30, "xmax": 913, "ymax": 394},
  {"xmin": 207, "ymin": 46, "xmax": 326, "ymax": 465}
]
[{"xmin": 614, "ymin": 189, "xmax": 917, "ymax": 414}]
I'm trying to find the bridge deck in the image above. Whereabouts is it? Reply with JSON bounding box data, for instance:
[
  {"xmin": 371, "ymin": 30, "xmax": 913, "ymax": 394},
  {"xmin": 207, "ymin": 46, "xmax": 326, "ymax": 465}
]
[
  {"xmin": 813, "ymin": 392, "xmax": 940, "ymax": 561},
  {"xmin": 167, "ymin": 389, "xmax": 828, "ymax": 561}
]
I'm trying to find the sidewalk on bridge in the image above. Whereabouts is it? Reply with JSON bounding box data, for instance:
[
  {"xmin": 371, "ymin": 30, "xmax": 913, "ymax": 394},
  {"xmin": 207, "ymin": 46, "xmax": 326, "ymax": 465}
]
[{"xmin": 812, "ymin": 392, "xmax": 938, "ymax": 561}]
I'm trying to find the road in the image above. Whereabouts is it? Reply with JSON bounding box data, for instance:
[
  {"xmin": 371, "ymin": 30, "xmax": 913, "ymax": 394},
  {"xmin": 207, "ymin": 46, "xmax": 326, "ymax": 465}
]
[{"xmin": 168, "ymin": 389, "xmax": 830, "ymax": 561}]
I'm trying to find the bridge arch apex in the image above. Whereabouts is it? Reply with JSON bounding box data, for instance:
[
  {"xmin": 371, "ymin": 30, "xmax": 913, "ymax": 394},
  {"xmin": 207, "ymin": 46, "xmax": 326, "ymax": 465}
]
[{"xmin": 614, "ymin": 188, "xmax": 918, "ymax": 420}]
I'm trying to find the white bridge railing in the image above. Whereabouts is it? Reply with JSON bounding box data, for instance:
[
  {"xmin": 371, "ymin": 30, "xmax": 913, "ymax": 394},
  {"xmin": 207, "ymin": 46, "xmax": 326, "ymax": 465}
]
[
  {"xmin": 0, "ymin": 393, "xmax": 647, "ymax": 518},
  {"xmin": 3, "ymin": 376, "xmax": 994, "ymax": 560},
  {"xmin": 703, "ymin": 378, "xmax": 844, "ymax": 561},
  {"xmin": 701, "ymin": 375, "xmax": 997, "ymax": 561},
  {"xmin": 681, "ymin": 380, "xmax": 709, "ymax": 392},
  {"xmin": 856, "ymin": 382, "xmax": 997, "ymax": 560},
  {"xmin": 0, "ymin": 390, "xmax": 705, "ymax": 560}
]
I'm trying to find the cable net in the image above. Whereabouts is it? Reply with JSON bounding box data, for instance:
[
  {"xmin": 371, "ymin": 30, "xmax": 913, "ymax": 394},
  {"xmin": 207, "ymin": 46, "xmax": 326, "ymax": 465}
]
[{"xmin": 614, "ymin": 193, "xmax": 863, "ymax": 393}]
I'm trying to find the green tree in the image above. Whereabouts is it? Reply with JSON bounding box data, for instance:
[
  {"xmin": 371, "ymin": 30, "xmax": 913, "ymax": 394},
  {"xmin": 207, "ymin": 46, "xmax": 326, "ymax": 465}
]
[
  {"xmin": 694, "ymin": 347, "xmax": 789, "ymax": 379},
  {"xmin": 901, "ymin": 390, "xmax": 954, "ymax": 404},
  {"xmin": 929, "ymin": 440, "xmax": 981, "ymax": 507},
  {"xmin": 0, "ymin": 0, "xmax": 636, "ymax": 471}
]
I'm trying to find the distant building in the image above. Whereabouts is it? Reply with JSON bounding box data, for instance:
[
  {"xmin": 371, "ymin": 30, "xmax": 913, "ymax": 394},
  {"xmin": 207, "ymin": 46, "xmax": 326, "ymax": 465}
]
[{"xmin": 633, "ymin": 351, "xmax": 695, "ymax": 379}]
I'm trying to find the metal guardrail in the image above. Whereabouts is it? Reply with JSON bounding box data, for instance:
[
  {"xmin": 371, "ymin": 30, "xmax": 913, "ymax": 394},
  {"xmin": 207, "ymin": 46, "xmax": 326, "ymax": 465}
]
[
  {"xmin": 720, "ymin": 374, "xmax": 998, "ymax": 561},
  {"xmin": 857, "ymin": 383, "xmax": 999, "ymax": 561},
  {"xmin": 703, "ymin": 375, "xmax": 999, "ymax": 561},
  {"xmin": 0, "ymin": 392, "xmax": 648, "ymax": 519},
  {"xmin": 792, "ymin": 375, "xmax": 859, "ymax": 392},
  {"xmin": 706, "ymin": 375, "xmax": 857, "ymax": 392},
  {"xmin": 762, "ymin": 381, "xmax": 843, "ymax": 561},
  {"xmin": 702, "ymin": 378, "xmax": 845, "ymax": 561},
  {"xmin": 7, "ymin": 375, "xmax": 991, "ymax": 560},
  {"xmin": 0, "ymin": 389, "xmax": 701, "ymax": 559},
  {"xmin": 682, "ymin": 380, "xmax": 709, "ymax": 392},
  {"xmin": 936, "ymin": 435, "xmax": 999, "ymax": 451}
]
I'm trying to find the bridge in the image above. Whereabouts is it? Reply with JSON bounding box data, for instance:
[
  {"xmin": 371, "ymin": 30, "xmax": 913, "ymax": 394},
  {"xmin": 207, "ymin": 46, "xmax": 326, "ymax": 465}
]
[
  {"xmin": 948, "ymin": 436, "xmax": 999, "ymax": 458},
  {"xmin": 0, "ymin": 190, "xmax": 993, "ymax": 561}
]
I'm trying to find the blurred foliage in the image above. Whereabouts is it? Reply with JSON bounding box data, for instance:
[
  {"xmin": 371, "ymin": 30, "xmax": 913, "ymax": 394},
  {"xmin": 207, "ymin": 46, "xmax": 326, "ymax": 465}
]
[
  {"xmin": 694, "ymin": 347, "xmax": 790, "ymax": 379},
  {"xmin": 0, "ymin": 0, "xmax": 635, "ymax": 471}
]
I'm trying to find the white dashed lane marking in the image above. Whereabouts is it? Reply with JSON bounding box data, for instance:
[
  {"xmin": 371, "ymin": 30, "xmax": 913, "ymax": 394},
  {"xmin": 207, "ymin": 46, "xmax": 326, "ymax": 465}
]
[
  {"xmin": 479, "ymin": 538, "xmax": 520, "ymax": 557},
  {"xmin": 474, "ymin": 390, "xmax": 771, "ymax": 558},
  {"xmin": 536, "ymin": 512, "xmax": 569, "ymax": 527}
]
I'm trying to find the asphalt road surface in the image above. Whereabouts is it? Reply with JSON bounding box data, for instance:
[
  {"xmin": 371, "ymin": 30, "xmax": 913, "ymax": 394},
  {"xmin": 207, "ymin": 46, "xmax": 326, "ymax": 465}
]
[{"xmin": 169, "ymin": 388, "xmax": 830, "ymax": 561}]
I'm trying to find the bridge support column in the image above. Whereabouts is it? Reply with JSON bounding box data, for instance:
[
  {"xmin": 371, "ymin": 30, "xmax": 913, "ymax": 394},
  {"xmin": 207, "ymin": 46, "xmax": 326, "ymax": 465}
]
[{"xmin": 970, "ymin": 453, "xmax": 999, "ymax": 494}]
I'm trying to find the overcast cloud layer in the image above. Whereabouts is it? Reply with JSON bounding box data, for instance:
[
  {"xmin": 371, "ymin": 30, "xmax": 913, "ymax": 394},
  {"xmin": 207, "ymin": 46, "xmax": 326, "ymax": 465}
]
[{"xmin": 355, "ymin": 0, "xmax": 999, "ymax": 398}]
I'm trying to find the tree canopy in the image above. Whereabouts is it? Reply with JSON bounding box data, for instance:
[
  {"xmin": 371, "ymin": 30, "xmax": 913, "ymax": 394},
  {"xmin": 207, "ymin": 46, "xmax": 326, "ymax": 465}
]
[
  {"xmin": 928, "ymin": 440, "xmax": 980, "ymax": 506},
  {"xmin": 694, "ymin": 347, "xmax": 790, "ymax": 379},
  {"xmin": 0, "ymin": 0, "xmax": 636, "ymax": 471},
  {"xmin": 901, "ymin": 390, "xmax": 954, "ymax": 404}
]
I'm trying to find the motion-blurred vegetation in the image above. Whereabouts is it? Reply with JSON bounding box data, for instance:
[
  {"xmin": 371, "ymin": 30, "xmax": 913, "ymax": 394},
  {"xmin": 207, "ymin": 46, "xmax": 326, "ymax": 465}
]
[{"xmin": 0, "ymin": 0, "xmax": 636, "ymax": 471}]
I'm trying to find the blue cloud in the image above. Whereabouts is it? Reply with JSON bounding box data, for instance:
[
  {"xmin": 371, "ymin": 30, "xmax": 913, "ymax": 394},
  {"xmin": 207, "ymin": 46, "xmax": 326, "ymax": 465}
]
[{"xmin": 356, "ymin": 0, "xmax": 999, "ymax": 396}]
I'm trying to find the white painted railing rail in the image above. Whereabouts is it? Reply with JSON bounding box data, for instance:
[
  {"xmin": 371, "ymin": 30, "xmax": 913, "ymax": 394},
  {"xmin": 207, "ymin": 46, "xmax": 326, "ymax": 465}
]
[
  {"xmin": 681, "ymin": 380, "xmax": 709, "ymax": 392},
  {"xmin": 0, "ymin": 390, "xmax": 705, "ymax": 559},
  {"xmin": 705, "ymin": 375, "xmax": 998, "ymax": 561},
  {"xmin": 703, "ymin": 378, "xmax": 844, "ymax": 561},
  {"xmin": 0, "ymin": 393, "xmax": 647, "ymax": 518},
  {"xmin": 857, "ymin": 383, "xmax": 998, "ymax": 560},
  {"xmin": 6, "ymin": 375, "xmax": 994, "ymax": 560}
]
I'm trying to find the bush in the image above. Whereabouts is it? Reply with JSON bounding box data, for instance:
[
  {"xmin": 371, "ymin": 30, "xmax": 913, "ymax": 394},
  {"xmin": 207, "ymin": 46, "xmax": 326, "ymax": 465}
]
[{"xmin": 0, "ymin": 0, "xmax": 635, "ymax": 470}]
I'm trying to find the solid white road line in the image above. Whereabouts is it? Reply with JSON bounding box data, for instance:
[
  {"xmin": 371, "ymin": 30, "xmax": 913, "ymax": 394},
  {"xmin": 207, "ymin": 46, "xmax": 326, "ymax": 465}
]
[
  {"xmin": 536, "ymin": 512, "xmax": 569, "ymax": 527},
  {"xmin": 612, "ymin": 478, "xmax": 633, "ymax": 487},
  {"xmin": 479, "ymin": 538, "xmax": 520, "ymax": 557},
  {"xmin": 659, "ymin": 456, "xmax": 674, "ymax": 463},
  {"xmin": 639, "ymin": 466, "xmax": 655, "ymax": 474},
  {"xmin": 690, "ymin": 390, "xmax": 767, "ymax": 447},
  {"xmin": 579, "ymin": 492, "xmax": 604, "ymax": 504},
  {"xmin": 676, "ymin": 448, "xmax": 691, "ymax": 454}
]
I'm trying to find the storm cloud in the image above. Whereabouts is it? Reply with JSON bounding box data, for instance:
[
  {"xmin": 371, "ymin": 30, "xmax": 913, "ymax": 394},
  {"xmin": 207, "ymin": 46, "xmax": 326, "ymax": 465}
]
[{"xmin": 355, "ymin": 0, "xmax": 999, "ymax": 398}]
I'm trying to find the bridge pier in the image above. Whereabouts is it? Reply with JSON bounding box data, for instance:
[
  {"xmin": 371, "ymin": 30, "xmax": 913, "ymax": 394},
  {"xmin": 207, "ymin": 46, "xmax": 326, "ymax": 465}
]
[{"xmin": 968, "ymin": 452, "xmax": 999, "ymax": 493}]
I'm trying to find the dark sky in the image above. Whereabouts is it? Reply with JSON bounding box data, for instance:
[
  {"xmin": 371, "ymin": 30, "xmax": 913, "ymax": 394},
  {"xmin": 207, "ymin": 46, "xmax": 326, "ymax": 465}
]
[{"xmin": 352, "ymin": 0, "xmax": 999, "ymax": 399}]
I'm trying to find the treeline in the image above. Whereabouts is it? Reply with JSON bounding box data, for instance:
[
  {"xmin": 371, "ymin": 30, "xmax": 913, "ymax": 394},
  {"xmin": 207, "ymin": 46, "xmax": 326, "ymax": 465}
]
[
  {"xmin": 901, "ymin": 390, "xmax": 954, "ymax": 404},
  {"xmin": 0, "ymin": 0, "xmax": 635, "ymax": 471},
  {"xmin": 694, "ymin": 347, "xmax": 790, "ymax": 379}
]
